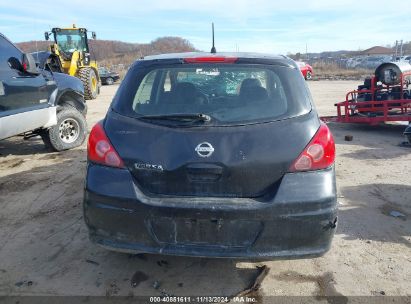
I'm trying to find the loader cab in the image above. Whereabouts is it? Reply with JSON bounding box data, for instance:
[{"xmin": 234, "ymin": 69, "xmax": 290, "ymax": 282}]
[{"xmin": 50, "ymin": 28, "xmax": 89, "ymax": 57}]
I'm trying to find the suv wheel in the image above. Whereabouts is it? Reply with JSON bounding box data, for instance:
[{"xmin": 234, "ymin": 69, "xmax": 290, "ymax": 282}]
[
  {"xmin": 42, "ymin": 106, "xmax": 87, "ymax": 151},
  {"xmin": 106, "ymin": 77, "xmax": 114, "ymax": 85}
]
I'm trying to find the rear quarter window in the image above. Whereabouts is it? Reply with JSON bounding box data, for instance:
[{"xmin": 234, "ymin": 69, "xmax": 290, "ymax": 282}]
[{"xmin": 114, "ymin": 62, "xmax": 312, "ymax": 125}]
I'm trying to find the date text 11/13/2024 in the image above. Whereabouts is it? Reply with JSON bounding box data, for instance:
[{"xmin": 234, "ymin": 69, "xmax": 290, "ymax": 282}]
[{"xmin": 149, "ymin": 296, "xmax": 257, "ymax": 303}]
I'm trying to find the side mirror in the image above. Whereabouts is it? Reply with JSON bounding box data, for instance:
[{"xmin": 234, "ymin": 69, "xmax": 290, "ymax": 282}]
[
  {"xmin": 45, "ymin": 32, "xmax": 50, "ymax": 41},
  {"xmin": 92, "ymin": 32, "xmax": 97, "ymax": 40},
  {"xmin": 8, "ymin": 54, "xmax": 39, "ymax": 75},
  {"xmin": 22, "ymin": 53, "xmax": 40, "ymax": 75},
  {"xmin": 23, "ymin": 53, "xmax": 40, "ymax": 75},
  {"xmin": 7, "ymin": 57, "xmax": 24, "ymax": 71}
]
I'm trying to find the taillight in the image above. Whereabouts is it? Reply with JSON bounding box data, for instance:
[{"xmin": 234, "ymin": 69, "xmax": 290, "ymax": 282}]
[
  {"xmin": 184, "ymin": 57, "xmax": 238, "ymax": 64},
  {"xmin": 87, "ymin": 122, "xmax": 124, "ymax": 168},
  {"xmin": 289, "ymin": 123, "xmax": 335, "ymax": 172}
]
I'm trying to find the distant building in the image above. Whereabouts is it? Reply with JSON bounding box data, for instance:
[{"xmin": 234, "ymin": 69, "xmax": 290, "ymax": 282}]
[{"xmin": 359, "ymin": 46, "xmax": 393, "ymax": 56}]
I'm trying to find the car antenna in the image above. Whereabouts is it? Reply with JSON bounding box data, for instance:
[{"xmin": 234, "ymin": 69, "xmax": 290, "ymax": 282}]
[{"xmin": 211, "ymin": 23, "xmax": 216, "ymax": 54}]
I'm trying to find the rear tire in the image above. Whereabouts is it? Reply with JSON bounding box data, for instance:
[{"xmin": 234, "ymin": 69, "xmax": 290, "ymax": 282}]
[
  {"xmin": 79, "ymin": 68, "xmax": 98, "ymax": 100},
  {"xmin": 305, "ymin": 71, "xmax": 312, "ymax": 80},
  {"xmin": 42, "ymin": 106, "xmax": 87, "ymax": 151},
  {"xmin": 106, "ymin": 77, "xmax": 114, "ymax": 85}
]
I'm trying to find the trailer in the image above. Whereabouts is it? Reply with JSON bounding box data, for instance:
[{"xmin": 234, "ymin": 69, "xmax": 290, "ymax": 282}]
[{"xmin": 321, "ymin": 61, "xmax": 411, "ymax": 143}]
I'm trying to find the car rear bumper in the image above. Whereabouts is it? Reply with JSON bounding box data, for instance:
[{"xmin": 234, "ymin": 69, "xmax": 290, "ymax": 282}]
[{"xmin": 83, "ymin": 164, "xmax": 337, "ymax": 259}]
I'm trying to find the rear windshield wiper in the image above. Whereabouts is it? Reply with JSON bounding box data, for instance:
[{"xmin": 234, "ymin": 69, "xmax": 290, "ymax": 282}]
[{"xmin": 139, "ymin": 113, "xmax": 212, "ymax": 123}]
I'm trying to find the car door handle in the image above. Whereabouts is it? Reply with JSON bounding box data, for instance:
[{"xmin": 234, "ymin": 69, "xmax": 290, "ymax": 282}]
[
  {"xmin": 186, "ymin": 163, "xmax": 223, "ymax": 182},
  {"xmin": 186, "ymin": 163, "xmax": 223, "ymax": 174}
]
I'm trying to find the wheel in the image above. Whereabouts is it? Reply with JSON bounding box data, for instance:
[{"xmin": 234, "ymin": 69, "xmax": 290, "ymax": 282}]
[
  {"xmin": 79, "ymin": 68, "xmax": 98, "ymax": 100},
  {"xmin": 106, "ymin": 77, "xmax": 114, "ymax": 85},
  {"xmin": 42, "ymin": 106, "xmax": 87, "ymax": 151},
  {"xmin": 305, "ymin": 71, "xmax": 312, "ymax": 80}
]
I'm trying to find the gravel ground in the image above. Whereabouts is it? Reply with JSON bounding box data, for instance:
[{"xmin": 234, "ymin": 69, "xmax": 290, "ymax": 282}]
[{"xmin": 0, "ymin": 81, "xmax": 410, "ymax": 301}]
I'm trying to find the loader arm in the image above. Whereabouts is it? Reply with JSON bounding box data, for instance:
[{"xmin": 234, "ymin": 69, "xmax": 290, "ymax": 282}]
[{"xmin": 68, "ymin": 51, "xmax": 81, "ymax": 76}]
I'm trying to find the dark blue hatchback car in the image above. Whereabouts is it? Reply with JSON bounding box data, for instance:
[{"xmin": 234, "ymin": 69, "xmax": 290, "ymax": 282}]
[{"xmin": 83, "ymin": 52, "xmax": 337, "ymax": 259}]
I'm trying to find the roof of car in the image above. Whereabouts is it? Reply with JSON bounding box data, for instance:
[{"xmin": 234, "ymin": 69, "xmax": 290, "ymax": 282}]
[{"xmin": 143, "ymin": 52, "xmax": 288, "ymax": 61}]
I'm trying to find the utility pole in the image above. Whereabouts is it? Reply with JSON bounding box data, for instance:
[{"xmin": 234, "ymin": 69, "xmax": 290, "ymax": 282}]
[
  {"xmin": 400, "ymin": 40, "xmax": 404, "ymax": 57},
  {"xmin": 395, "ymin": 40, "xmax": 398, "ymax": 60},
  {"xmin": 394, "ymin": 40, "xmax": 404, "ymax": 60}
]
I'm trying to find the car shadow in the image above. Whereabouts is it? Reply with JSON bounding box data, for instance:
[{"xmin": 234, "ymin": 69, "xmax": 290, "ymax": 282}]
[
  {"xmin": 0, "ymin": 135, "xmax": 88, "ymax": 160},
  {"xmin": 336, "ymin": 183, "xmax": 410, "ymax": 248},
  {"xmin": 0, "ymin": 136, "xmax": 50, "ymax": 156}
]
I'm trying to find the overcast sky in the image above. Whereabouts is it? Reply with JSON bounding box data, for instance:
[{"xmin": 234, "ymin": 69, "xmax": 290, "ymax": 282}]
[{"xmin": 0, "ymin": 0, "xmax": 409, "ymax": 54}]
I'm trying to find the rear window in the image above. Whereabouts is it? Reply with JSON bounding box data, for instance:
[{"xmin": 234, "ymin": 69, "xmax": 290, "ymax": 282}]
[{"xmin": 113, "ymin": 63, "xmax": 312, "ymax": 125}]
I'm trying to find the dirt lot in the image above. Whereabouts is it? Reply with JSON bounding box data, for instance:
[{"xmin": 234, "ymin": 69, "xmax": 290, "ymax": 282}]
[{"xmin": 0, "ymin": 81, "xmax": 410, "ymax": 300}]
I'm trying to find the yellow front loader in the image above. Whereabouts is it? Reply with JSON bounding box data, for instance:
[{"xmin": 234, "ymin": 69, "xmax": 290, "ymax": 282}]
[{"xmin": 45, "ymin": 25, "xmax": 100, "ymax": 100}]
